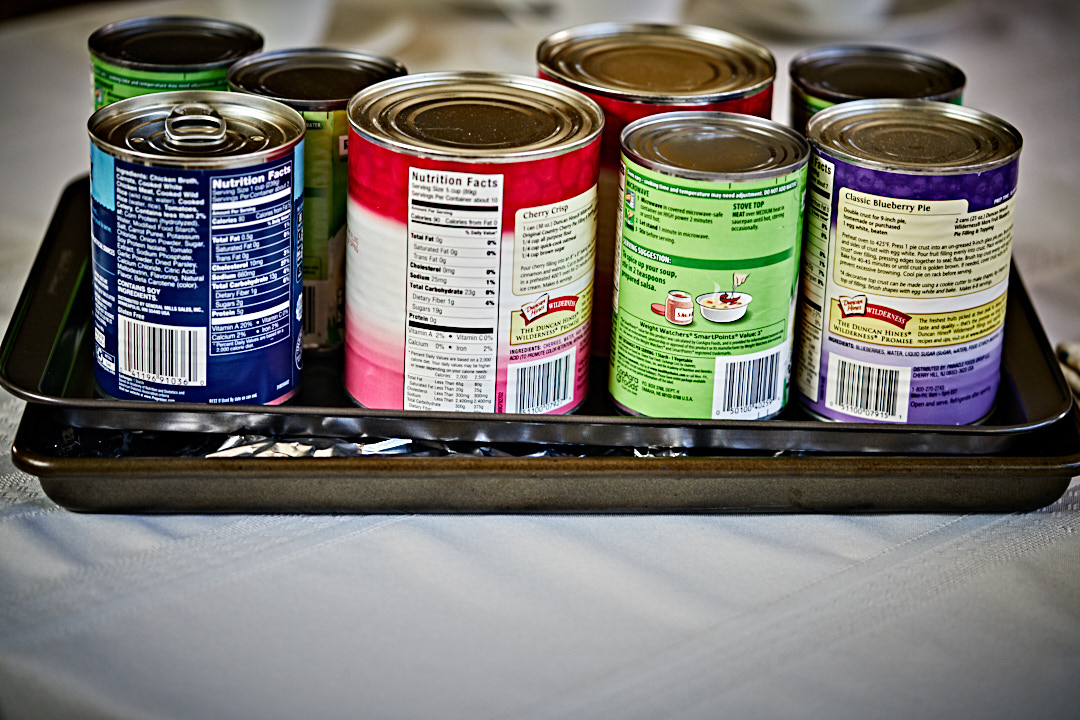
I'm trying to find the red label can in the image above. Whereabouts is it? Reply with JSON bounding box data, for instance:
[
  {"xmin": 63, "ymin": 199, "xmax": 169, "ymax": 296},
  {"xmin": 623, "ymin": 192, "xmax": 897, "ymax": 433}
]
[
  {"xmin": 345, "ymin": 72, "xmax": 603, "ymax": 414},
  {"xmin": 537, "ymin": 22, "xmax": 776, "ymax": 353}
]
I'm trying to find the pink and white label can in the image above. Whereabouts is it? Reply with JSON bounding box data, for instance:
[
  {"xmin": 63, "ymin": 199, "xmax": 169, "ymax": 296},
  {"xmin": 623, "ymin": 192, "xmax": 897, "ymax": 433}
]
[{"xmin": 345, "ymin": 72, "xmax": 603, "ymax": 413}]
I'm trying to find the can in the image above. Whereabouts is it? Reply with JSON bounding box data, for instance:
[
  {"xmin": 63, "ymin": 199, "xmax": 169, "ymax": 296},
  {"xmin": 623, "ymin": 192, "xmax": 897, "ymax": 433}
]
[
  {"xmin": 88, "ymin": 91, "xmax": 305, "ymax": 404},
  {"xmin": 608, "ymin": 111, "xmax": 809, "ymax": 420},
  {"xmin": 794, "ymin": 99, "xmax": 1022, "ymax": 425},
  {"xmin": 346, "ymin": 72, "xmax": 603, "ymax": 414},
  {"xmin": 89, "ymin": 16, "xmax": 264, "ymax": 110},
  {"xmin": 228, "ymin": 48, "xmax": 407, "ymax": 351},
  {"xmin": 537, "ymin": 22, "xmax": 776, "ymax": 354},
  {"xmin": 789, "ymin": 45, "xmax": 965, "ymax": 133}
]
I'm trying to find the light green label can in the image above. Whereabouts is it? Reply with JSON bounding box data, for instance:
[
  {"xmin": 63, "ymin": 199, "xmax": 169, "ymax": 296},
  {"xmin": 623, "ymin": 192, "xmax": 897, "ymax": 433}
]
[
  {"xmin": 609, "ymin": 112, "xmax": 808, "ymax": 419},
  {"xmin": 228, "ymin": 48, "xmax": 407, "ymax": 350},
  {"xmin": 89, "ymin": 16, "xmax": 263, "ymax": 111},
  {"xmin": 296, "ymin": 109, "xmax": 351, "ymax": 348},
  {"xmin": 91, "ymin": 56, "xmax": 232, "ymax": 109}
]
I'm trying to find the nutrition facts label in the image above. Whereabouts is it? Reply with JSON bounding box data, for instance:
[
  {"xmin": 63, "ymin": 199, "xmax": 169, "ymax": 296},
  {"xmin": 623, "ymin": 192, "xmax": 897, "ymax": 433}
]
[
  {"xmin": 404, "ymin": 168, "xmax": 503, "ymax": 412},
  {"xmin": 209, "ymin": 161, "xmax": 294, "ymax": 356}
]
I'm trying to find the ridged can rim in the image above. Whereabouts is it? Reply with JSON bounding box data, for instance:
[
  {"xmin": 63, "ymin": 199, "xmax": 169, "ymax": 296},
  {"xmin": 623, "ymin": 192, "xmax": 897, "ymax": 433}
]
[
  {"xmin": 347, "ymin": 71, "xmax": 604, "ymax": 162},
  {"xmin": 807, "ymin": 99, "xmax": 1021, "ymax": 174},
  {"xmin": 227, "ymin": 47, "xmax": 407, "ymax": 112},
  {"xmin": 537, "ymin": 22, "xmax": 775, "ymax": 104},
  {"xmin": 622, "ymin": 111, "xmax": 809, "ymax": 182},
  {"xmin": 88, "ymin": 90, "xmax": 305, "ymax": 167},
  {"xmin": 88, "ymin": 15, "xmax": 264, "ymax": 72},
  {"xmin": 790, "ymin": 44, "xmax": 965, "ymax": 104}
]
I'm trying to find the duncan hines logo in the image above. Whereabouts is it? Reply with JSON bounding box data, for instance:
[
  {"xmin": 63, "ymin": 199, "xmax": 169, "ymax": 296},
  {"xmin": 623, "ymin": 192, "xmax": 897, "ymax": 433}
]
[
  {"xmin": 839, "ymin": 295, "xmax": 867, "ymax": 316},
  {"xmin": 838, "ymin": 295, "xmax": 913, "ymax": 329},
  {"xmin": 520, "ymin": 294, "xmax": 579, "ymax": 325},
  {"xmin": 521, "ymin": 294, "xmax": 549, "ymax": 323}
]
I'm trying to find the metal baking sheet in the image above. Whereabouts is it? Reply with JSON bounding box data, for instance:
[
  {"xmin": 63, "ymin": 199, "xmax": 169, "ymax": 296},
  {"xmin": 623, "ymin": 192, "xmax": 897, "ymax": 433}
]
[
  {"xmin": 11, "ymin": 399, "xmax": 1079, "ymax": 513},
  {"xmin": 1, "ymin": 176, "xmax": 1074, "ymax": 456}
]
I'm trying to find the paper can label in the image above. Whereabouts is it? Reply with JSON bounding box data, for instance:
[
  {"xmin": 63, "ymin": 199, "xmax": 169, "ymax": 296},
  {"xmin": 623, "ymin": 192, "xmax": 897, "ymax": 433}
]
[
  {"xmin": 345, "ymin": 132, "xmax": 600, "ymax": 413},
  {"xmin": 609, "ymin": 156, "xmax": 806, "ymax": 419},
  {"xmin": 794, "ymin": 150, "xmax": 1019, "ymax": 423},
  {"xmin": 90, "ymin": 142, "xmax": 305, "ymax": 403}
]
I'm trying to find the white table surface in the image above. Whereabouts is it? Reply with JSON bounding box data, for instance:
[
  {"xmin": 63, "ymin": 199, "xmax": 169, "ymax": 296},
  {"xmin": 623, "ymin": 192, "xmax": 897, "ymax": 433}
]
[{"xmin": 1, "ymin": 1, "xmax": 1078, "ymax": 718}]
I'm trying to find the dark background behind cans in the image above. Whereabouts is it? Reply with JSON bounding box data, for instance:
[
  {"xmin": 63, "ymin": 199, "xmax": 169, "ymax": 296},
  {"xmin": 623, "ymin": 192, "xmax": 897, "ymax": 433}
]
[{"xmin": 1, "ymin": 0, "xmax": 117, "ymax": 23}]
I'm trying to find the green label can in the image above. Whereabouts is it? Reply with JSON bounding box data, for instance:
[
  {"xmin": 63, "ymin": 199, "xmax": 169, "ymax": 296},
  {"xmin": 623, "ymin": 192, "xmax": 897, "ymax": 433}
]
[
  {"xmin": 789, "ymin": 45, "xmax": 965, "ymax": 133},
  {"xmin": 609, "ymin": 112, "xmax": 808, "ymax": 419},
  {"xmin": 89, "ymin": 16, "xmax": 263, "ymax": 111},
  {"xmin": 228, "ymin": 48, "xmax": 407, "ymax": 350}
]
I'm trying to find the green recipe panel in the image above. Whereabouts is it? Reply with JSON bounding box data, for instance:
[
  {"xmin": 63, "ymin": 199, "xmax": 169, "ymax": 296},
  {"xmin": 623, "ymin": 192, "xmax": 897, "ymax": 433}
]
[{"xmin": 609, "ymin": 158, "xmax": 807, "ymax": 419}]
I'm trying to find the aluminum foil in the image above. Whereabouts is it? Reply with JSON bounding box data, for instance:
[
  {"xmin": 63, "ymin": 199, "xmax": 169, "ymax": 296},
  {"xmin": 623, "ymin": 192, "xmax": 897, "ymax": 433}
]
[
  {"xmin": 51, "ymin": 424, "xmax": 699, "ymax": 459},
  {"xmin": 206, "ymin": 436, "xmax": 692, "ymax": 458}
]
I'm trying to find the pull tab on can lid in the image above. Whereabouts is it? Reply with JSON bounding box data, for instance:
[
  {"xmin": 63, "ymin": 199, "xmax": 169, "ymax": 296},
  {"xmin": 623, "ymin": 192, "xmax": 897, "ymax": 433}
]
[
  {"xmin": 164, "ymin": 102, "xmax": 228, "ymax": 147},
  {"xmin": 89, "ymin": 90, "xmax": 304, "ymax": 167}
]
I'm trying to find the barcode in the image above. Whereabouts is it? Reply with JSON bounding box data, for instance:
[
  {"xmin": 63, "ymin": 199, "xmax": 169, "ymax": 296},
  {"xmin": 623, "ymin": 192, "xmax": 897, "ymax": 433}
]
[
  {"xmin": 826, "ymin": 355, "xmax": 910, "ymax": 422},
  {"xmin": 118, "ymin": 316, "xmax": 206, "ymax": 386},
  {"xmin": 509, "ymin": 349, "xmax": 575, "ymax": 414},
  {"xmin": 713, "ymin": 348, "xmax": 784, "ymax": 419}
]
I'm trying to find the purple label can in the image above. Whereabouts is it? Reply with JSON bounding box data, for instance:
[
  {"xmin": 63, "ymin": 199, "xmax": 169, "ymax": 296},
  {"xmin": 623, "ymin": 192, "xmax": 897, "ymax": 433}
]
[{"xmin": 794, "ymin": 99, "xmax": 1022, "ymax": 425}]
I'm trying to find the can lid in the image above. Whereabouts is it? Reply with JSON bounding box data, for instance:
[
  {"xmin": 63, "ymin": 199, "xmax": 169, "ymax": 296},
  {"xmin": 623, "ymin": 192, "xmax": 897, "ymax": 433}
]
[
  {"xmin": 808, "ymin": 99, "xmax": 1022, "ymax": 172},
  {"xmin": 347, "ymin": 72, "xmax": 604, "ymax": 161},
  {"xmin": 89, "ymin": 16, "xmax": 263, "ymax": 71},
  {"xmin": 228, "ymin": 48, "xmax": 407, "ymax": 111},
  {"xmin": 623, "ymin": 111, "xmax": 808, "ymax": 181},
  {"xmin": 536, "ymin": 22, "xmax": 775, "ymax": 103},
  {"xmin": 88, "ymin": 90, "xmax": 304, "ymax": 166},
  {"xmin": 790, "ymin": 45, "xmax": 965, "ymax": 103}
]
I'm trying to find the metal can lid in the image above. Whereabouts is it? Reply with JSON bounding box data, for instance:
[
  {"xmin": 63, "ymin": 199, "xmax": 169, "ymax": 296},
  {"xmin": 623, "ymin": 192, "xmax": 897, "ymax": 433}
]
[
  {"xmin": 228, "ymin": 48, "xmax": 407, "ymax": 111},
  {"xmin": 808, "ymin": 99, "xmax": 1022, "ymax": 173},
  {"xmin": 347, "ymin": 72, "xmax": 604, "ymax": 162},
  {"xmin": 790, "ymin": 45, "xmax": 965, "ymax": 103},
  {"xmin": 536, "ymin": 22, "xmax": 775, "ymax": 104},
  {"xmin": 622, "ymin": 111, "xmax": 808, "ymax": 182},
  {"xmin": 89, "ymin": 16, "xmax": 263, "ymax": 72},
  {"xmin": 88, "ymin": 90, "xmax": 304, "ymax": 167}
]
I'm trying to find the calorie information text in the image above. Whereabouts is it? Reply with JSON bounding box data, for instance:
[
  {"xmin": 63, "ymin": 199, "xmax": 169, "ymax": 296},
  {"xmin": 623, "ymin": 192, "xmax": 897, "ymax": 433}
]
[
  {"xmin": 208, "ymin": 163, "xmax": 295, "ymax": 356},
  {"xmin": 404, "ymin": 168, "xmax": 503, "ymax": 412}
]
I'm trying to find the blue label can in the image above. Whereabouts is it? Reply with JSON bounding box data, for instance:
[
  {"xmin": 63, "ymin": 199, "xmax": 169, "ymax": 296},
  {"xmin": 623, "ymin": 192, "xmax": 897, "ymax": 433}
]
[{"xmin": 88, "ymin": 90, "xmax": 305, "ymax": 404}]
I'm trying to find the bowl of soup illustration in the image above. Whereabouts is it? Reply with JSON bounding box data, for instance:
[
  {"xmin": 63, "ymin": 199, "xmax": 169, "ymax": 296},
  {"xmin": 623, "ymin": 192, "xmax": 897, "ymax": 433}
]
[{"xmin": 696, "ymin": 292, "xmax": 752, "ymax": 322}]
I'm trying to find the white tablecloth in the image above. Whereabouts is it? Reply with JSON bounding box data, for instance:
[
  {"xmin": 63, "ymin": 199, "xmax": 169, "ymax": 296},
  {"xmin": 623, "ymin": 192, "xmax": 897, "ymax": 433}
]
[{"xmin": 2, "ymin": 1, "xmax": 1078, "ymax": 718}]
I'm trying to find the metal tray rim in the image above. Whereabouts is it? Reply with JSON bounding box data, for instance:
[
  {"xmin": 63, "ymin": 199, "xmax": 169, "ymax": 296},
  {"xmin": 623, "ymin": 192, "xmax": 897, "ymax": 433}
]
[{"xmin": 13, "ymin": 399, "xmax": 1079, "ymax": 514}]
